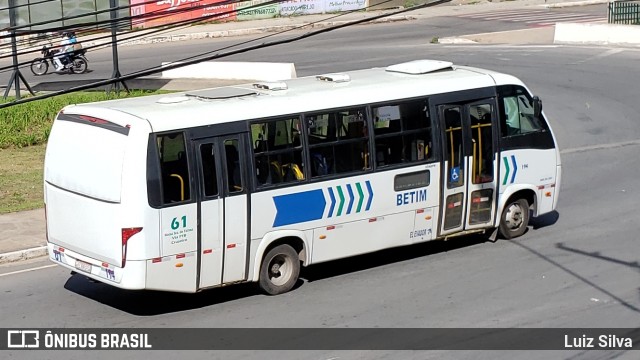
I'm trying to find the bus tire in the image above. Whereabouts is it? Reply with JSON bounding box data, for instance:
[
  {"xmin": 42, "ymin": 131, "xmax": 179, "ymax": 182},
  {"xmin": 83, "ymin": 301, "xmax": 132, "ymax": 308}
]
[
  {"xmin": 499, "ymin": 198, "xmax": 530, "ymax": 239},
  {"xmin": 259, "ymin": 244, "xmax": 300, "ymax": 295}
]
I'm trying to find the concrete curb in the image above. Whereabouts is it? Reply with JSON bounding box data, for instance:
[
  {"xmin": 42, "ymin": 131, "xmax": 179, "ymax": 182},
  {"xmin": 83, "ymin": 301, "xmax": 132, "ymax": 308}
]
[
  {"xmin": 554, "ymin": 22, "xmax": 640, "ymax": 45},
  {"xmin": 80, "ymin": 15, "xmax": 416, "ymax": 49},
  {"xmin": 542, "ymin": 0, "xmax": 609, "ymax": 8},
  {"xmin": 0, "ymin": 246, "xmax": 48, "ymax": 265}
]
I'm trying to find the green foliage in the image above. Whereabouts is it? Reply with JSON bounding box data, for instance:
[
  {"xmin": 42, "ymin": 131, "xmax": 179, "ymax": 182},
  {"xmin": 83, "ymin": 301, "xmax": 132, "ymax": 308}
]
[{"xmin": 0, "ymin": 90, "xmax": 166, "ymax": 149}]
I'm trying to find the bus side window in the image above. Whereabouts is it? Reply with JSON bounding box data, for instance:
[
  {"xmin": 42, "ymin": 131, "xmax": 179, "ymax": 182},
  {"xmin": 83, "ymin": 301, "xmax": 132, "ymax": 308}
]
[
  {"xmin": 500, "ymin": 86, "xmax": 544, "ymax": 137},
  {"xmin": 307, "ymin": 108, "xmax": 369, "ymax": 177},
  {"xmin": 199, "ymin": 143, "xmax": 218, "ymax": 197},
  {"xmin": 251, "ymin": 117, "xmax": 305, "ymax": 187},
  {"xmin": 372, "ymin": 100, "xmax": 433, "ymax": 167},
  {"xmin": 157, "ymin": 132, "xmax": 191, "ymax": 204},
  {"xmin": 224, "ymin": 141, "xmax": 243, "ymax": 193}
]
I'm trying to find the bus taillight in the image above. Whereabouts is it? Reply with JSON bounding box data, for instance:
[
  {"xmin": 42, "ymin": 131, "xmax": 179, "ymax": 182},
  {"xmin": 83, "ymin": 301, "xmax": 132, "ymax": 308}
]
[{"xmin": 121, "ymin": 227, "xmax": 143, "ymax": 268}]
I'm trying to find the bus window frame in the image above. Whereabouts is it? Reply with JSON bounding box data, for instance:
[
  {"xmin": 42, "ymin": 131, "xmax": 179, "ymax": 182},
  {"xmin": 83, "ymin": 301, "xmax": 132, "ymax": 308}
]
[
  {"xmin": 147, "ymin": 130, "xmax": 196, "ymax": 209},
  {"xmin": 497, "ymin": 85, "xmax": 555, "ymax": 151}
]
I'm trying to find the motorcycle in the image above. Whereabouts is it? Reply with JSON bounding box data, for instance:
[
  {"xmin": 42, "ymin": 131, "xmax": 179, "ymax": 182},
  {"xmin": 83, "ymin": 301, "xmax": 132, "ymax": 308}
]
[{"xmin": 30, "ymin": 43, "xmax": 88, "ymax": 76}]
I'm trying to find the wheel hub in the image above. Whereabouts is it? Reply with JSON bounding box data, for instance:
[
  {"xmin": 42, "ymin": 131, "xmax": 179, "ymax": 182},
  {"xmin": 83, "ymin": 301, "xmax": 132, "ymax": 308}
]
[
  {"xmin": 270, "ymin": 263, "xmax": 281, "ymax": 275},
  {"xmin": 268, "ymin": 254, "xmax": 292, "ymax": 286},
  {"xmin": 504, "ymin": 204, "xmax": 523, "ymax": 229}
]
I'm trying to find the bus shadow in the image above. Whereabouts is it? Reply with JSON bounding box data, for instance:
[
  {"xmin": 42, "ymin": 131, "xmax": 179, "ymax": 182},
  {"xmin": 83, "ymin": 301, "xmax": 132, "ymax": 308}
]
[
  {"xmin": 64, "ymin": 275, "xmax": 260, "ymax": 316},
  {"xmin": 529, "ymin": 210, "xmax": 559, "ymax": 230},
  {"xmin": 300, "ymin": 235, "xmax": 487, "ymax": 283},
  {"xmin": 63, "ymin": 235, "xmax": 489, "ymax": 315}
]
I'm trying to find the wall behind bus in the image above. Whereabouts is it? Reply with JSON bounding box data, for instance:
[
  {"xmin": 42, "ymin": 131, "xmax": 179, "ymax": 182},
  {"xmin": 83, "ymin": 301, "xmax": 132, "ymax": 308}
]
[
  {"xmin": 0, "ymin": 0, "xmax": 130, "ymax": 32},
  {"xmin": 130, "ymin": 0, "xmax": 369, "ymax": 28}
]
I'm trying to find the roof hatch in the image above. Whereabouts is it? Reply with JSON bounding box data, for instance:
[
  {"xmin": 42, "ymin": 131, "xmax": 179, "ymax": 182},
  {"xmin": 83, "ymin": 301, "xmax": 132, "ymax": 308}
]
[
  {"xmin": 316, "ymin": 73, "xmax": 351, "ymax": 83},
  {"xmin": 386, "ymin": 60, "xmax": 453, "ymax": 75},
  {"xmin": 253, "ymin": 81, "xmax": 288, "ymax": 91},
  {"xmin": 185, "ymin": 87, "xmax": 258, "ymax": 100}
]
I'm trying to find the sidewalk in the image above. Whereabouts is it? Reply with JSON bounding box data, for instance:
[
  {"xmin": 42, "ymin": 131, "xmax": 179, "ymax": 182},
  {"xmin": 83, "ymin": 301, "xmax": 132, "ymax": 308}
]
[{"xmin": 0, "ymin": 0, "xmax": 628, "ymax": 265}]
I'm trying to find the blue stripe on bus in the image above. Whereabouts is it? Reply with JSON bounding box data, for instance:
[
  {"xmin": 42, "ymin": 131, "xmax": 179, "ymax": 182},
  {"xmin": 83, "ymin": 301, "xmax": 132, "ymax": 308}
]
[
  {"xmin": 365, "ymin": 180, "xmax": 374, "ymax": 211},
  {"xmin": 273, "ymin": 190, "xmax": 326, "ymax": 227},
  {"xmin": 346, "ymin": 184, "xmax": 354, "ymax": 215},
  {"xmin": 328, "ymin": 187, "xmax": 336, "ymax": 218}
]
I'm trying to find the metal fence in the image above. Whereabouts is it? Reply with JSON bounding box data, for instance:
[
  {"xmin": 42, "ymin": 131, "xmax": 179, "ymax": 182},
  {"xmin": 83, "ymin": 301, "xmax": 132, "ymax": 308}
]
[{"xmin": 608, "ymin": 0, "xmax": 640, "ymax": 24}]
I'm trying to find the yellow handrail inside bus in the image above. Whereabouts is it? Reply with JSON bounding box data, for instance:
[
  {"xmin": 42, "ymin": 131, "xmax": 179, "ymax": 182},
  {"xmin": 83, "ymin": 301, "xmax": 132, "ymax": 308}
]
[
  {"xmin": 446, "ymin": 126, "xmax": 461, "ymax": 174},
  {"xmin": 470, "ymin": 122, "xmax": 491, "ymax": 182},
  {"xmin": 170, "ymin": 174, "xmax": 185, "ymax": 201}
]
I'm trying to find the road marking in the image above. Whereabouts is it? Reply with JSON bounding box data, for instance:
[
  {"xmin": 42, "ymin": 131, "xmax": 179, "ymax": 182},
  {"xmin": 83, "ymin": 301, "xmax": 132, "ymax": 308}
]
[
  {"xmin": 455, "ymin": 9, "xmax": 606, "ymax": 26},
  {"xmin": 569, "ymin": 48, "xmax": 624, "ymax": 65},
  {"xmin": 0, "ymin": 264, "xmax": 56, "ymax": 278},
  {"xmin": 561, "ymin": 139, "xmax": 640, "ymax": 154}
]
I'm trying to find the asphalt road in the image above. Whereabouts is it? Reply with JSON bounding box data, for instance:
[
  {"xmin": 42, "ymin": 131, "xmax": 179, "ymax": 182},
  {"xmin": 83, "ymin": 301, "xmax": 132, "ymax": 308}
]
[
  {"xmin": 0, "ymin": 4, "xmax": 609, "ymax": 87},
  {"xmin": 2, "ymin": 6, "xmax": 640, "ymax": 359}
]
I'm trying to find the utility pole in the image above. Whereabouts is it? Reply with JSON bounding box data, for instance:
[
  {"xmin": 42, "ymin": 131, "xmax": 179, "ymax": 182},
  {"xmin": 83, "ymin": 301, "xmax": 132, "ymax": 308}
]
[
  {"xmin": 107, "ymin": 0, "xmax": 129, "ymax": 94},
  {"xmin": 3, "ymin": 0, "xmax": 35, "ymax": 100}
]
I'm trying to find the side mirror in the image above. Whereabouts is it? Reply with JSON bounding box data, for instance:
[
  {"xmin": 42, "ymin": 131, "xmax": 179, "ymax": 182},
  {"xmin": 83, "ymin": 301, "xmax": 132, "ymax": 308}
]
[{"xmin": 533, "ymin": 96, "xmax": 542, "ymax": 119}]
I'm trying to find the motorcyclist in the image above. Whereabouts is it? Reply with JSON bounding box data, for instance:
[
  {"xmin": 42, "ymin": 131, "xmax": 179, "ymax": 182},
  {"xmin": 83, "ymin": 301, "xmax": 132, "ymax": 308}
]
[{"xmin": 53, "ymin": 31, "xmax": 76, "ymax": 71}]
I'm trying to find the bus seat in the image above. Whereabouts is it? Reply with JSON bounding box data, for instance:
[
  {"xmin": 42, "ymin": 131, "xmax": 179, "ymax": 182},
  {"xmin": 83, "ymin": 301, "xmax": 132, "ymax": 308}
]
[
  {"xmin": 282, "ymin": 163, "xmax": 304, "ymax": 181},
  {"xmin": 376, "ymin": 149, "xmax": 386, "ymax": 166},
  {"xmin": 254, "ymin": 139, "xmax": 267, "ymax": 152},
  {"xmin": 255, "ymin": 158, "xmax": 269, "ymax": 185},
  {"xmin": 311, "ymin": 153, "xmax": 329, "ymax": 176},
  {"xmin": 270, "ymin": 161, "xmax": 283, "ymax": 183}
]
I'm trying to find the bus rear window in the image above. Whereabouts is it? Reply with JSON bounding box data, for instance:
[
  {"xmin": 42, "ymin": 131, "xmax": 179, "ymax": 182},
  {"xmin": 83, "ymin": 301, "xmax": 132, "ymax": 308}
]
[{"xmin": 157, "ymin": 132, "xmax": 191, "ymax": 204}]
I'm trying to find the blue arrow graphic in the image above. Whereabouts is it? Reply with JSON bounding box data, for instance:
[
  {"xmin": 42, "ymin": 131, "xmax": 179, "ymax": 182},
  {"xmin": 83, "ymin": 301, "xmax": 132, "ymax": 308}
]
[
  {"xmin": 327, "ymin": 187, "xmax": 336, "ymax": 218},
  {"xmin": 510, "ymin": 155, "xmax": 518, "ymax": 184},
  {"xmin": 346, "ymin": 184, "xmax": 354, "ymax": 214},
  {"xmin": 365, "ymin": 180, "xmax": 374, "ymax": 211},
  {"xmin": 273, "ymin": 190, "xmax": 326, "ymax": 227}
]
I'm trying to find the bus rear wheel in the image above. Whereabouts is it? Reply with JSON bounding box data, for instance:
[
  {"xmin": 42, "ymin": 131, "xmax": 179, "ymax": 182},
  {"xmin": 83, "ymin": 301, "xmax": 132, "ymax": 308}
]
[
  {"xmin": 499, "ymin": 198, "xmax": 530, "ymax": 239},
  {"xmin": 259, "ymin": 244, "xmax": 300, "ymax": 295}
]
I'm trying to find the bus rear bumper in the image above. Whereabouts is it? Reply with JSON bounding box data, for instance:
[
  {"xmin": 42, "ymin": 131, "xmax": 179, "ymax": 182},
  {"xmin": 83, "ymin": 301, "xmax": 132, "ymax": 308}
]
[{"xmin": 47, "ymin": 243, "xmax": 146, "ymax": 290}]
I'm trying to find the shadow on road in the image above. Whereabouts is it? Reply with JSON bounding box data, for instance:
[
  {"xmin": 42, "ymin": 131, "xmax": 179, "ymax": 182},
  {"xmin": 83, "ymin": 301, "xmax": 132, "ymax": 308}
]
[
  {"xmin": 32, "ymin": 78, "xmax": 173, "ymax": 92},
  {"xmin": 29, "ymin": 77, "xmax": 247, "ymax": 93},
  {"xmin": 301, "ymin": 235, "xmax": 487, "ymax": 283},
  {"xmin": 530, "ymin": 210, "xmax": 559, "ymax": 230},
  {"xmin": 64, "ymin": 275, "xmax": 260, "ymax": 316},
  {"xmin": 512, "ymin": 240, "xmax": 640, "ymax": 314},
  {"xmin": 63, "ymin": 235, "xmax": 489, "ymax": 316}
]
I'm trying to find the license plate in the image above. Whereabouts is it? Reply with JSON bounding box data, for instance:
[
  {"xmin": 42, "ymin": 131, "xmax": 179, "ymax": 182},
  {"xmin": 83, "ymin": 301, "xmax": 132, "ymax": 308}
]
[{"xmin": 75, "ymin": 259, "xmax": 92, "ymax": 273}]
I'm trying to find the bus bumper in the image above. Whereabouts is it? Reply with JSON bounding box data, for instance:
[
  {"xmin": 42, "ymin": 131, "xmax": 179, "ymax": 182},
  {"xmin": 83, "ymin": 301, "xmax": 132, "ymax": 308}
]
[{"xmin": 47, "ymin": 243, "xmax": 146, "ymax": 290}]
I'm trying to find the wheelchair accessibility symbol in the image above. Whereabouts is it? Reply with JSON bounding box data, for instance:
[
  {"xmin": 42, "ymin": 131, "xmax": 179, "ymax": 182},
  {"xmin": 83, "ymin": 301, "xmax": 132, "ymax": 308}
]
[{"xmin": 450, "ymin": 167, "xmax": 460, "ymax": 183}]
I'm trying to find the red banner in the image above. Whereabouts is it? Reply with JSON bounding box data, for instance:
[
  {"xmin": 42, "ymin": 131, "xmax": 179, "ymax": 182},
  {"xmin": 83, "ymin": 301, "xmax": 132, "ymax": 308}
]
[{"xmin": 135, "ymin": 0, "xmax": 236, "ymax": 28}]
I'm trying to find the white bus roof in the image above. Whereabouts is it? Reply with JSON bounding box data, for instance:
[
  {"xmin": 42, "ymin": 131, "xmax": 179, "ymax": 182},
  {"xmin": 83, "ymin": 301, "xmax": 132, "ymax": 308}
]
[{"xmin": 63, "ymin": 60, "xmax": 524, "ymax": 133}]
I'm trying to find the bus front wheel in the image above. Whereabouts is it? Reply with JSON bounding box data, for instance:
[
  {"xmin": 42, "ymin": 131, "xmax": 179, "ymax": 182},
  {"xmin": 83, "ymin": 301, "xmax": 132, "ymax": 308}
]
[
  {"xmin": 259, "ymin": 244, "xmax": 300, "ymax": 295},
  {"xmin": 499, "ymin": 198, "xmax": 530, "ymax": 239}
]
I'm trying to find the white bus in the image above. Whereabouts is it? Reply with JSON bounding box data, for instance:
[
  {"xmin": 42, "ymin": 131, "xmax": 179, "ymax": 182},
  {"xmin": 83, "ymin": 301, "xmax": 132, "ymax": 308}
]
[{"xmin": 44, "ymin": 60, "xmax": 561, "ymax": 294}]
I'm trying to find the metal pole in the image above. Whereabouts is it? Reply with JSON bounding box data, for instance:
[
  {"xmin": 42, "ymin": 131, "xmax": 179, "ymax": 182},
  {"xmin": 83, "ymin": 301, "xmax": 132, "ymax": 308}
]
[
  {"xmin": 3, "ymin": 0, "xmax": 34, "ymax": 100},
  {"xmin": 108, "ymin": 0, "xmax": 129, "ymax": 94}
]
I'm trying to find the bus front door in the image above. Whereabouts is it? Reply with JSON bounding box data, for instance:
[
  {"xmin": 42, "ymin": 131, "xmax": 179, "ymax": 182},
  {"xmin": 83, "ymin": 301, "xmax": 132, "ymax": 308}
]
[
  {"xmin": 437, "ymin": 100, "xmax": 498, "ymax": 237},
  {"xmin": 195, "ymin": 135, "xmax": 249, "ymax": 289}
]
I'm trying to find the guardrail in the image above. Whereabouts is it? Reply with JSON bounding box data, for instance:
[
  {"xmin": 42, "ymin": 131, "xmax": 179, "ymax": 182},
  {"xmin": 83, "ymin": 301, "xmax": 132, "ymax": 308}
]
[{"xmin": 608, "ymin": 0, "xmax": 640, "ymax": 24}]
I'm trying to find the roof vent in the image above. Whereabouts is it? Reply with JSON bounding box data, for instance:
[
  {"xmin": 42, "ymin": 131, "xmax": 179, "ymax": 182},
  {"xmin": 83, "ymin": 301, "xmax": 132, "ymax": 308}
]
[
  {"xmin": 316, "ymin": 73, "xmax": 350, "ymax": 83},
  {"xmin": 185, "ymin": 87, "xmax": 258, "ymax": 100},
  {"xmin": 253, "ymin": 82, "xmax": 288, "ymax": 91},
  {"xmin": 156, "ymin": 95, "xmax": 190, "ymax": 104},
  {"xmin": 386, "ymin": 60, "xmax": 453, "ymax": 75}
]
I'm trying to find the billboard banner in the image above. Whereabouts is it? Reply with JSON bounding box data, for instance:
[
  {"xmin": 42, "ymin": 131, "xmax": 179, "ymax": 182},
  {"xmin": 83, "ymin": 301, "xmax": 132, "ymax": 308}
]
[
  {"xmin": 236, "ymin": 0, "xmax": 279, "ymax": 21},
  {"xmin": 132, "ymin": 0, "xmax": 368, "ymax": 27},
  {"xmin": 279, "ymin": 0, "xmax": 326, "ymax": 16},
  {"xmin": 137, "ymin": 0, "xmax": 236, "ymax": 28}
]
